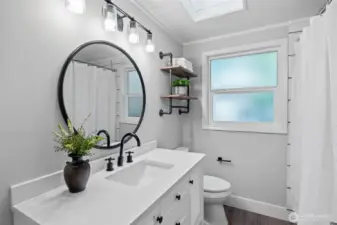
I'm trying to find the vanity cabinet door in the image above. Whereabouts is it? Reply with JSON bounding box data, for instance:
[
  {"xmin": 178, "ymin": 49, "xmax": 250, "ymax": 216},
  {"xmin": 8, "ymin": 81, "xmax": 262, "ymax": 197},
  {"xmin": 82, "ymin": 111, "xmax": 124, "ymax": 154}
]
[
  {"xmin": 175, "ymin": 215, "xmax": 190, "ymax": 225},
  {"xmin": 133, "ymin": 204, "xmax": 161, "ymax": 225},
  {"xmin": 189, "ymin": 168, "xmax": 203, "ymax": 225}
]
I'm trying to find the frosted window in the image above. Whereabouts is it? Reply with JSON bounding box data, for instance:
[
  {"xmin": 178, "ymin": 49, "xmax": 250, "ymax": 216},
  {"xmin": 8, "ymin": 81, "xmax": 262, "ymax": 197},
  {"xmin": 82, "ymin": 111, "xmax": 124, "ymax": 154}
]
[
  {"xmin": 211, "ymin": 52, "xmax": 277, "ymax": 90},
  {"xmin": 213, "ymin": 92, "xmax": 274, "ymax": 122},
  {"xmin": 128, "ymin": 97, "xmax": 142, "ymax": 117},
  {"xmin": 127, "ymin": 70, "xmax": 142, "ymax": 118},
  {"xmin": 127, "ymin": 70, "xmax": 142, "ymax": 94}
]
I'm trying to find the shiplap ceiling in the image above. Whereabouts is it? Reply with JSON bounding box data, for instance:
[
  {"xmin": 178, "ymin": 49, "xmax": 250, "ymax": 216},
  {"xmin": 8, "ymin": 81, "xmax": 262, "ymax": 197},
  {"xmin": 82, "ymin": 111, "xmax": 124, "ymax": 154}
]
[{"xmin": 131, "ymin": 0, "xmax": 326, "ymax": 43}]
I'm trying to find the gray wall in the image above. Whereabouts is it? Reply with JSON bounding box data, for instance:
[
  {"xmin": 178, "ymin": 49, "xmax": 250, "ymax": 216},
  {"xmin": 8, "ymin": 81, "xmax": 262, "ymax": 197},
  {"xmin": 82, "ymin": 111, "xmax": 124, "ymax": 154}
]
[
  {"xmin": 182, "ymin": 26, "xmax": 289, "ymax": 207},
  {"xmin": 0, "ymin": 1, "xmax": 182, "ymax": 224}
]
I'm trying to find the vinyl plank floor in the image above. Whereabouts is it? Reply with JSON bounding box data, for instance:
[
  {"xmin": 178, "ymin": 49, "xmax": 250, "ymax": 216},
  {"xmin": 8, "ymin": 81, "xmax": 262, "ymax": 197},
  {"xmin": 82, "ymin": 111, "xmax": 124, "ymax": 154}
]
[{"xmin": 224, "ymin": 206, "xmax": 295, "ymax": 225}]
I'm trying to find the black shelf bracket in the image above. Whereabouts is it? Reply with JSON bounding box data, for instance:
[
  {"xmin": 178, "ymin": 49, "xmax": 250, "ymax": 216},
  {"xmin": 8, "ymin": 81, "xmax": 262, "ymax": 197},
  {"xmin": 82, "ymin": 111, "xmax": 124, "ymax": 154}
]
[
  {"xmin": 159, "ymin": 51, "xmax": 191, "ymax": 117},
  {"xmin": 159, "ymin": 51, "xmax": 173, "ymax": 66},
  {"xmin": 159, "ymin": 51, "xmax": 173, "ymax": 117}
]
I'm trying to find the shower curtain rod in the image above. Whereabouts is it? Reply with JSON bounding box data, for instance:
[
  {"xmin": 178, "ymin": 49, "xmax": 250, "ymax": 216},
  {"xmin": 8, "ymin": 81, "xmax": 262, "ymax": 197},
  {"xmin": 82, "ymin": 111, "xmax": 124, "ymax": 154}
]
[
  {"xmin": 319, "ymin": 0, "xmax": 332, "ymax": 15},
  {"xmin": 72, "ymin": 59, "xmax": 117, "ymax": 72}
]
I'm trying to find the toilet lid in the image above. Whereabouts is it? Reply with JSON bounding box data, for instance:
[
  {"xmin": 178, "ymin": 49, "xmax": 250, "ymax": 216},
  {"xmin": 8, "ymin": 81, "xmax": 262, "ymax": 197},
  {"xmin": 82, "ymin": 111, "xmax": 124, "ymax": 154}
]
[{"xmin": 203, "ymin": 175, "xmax": 231, "ymax": 193}]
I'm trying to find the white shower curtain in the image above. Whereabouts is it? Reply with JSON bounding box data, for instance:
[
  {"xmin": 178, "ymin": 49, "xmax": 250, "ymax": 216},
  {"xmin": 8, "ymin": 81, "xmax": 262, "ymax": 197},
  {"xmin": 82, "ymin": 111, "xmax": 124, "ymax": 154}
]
[
  {"xmin": 291, "ymin": 1, "xmax": 337, "ymax": 224},
  {"xmin": 64, "ymin": 61, "xmax": 117, "ymax": 142}
]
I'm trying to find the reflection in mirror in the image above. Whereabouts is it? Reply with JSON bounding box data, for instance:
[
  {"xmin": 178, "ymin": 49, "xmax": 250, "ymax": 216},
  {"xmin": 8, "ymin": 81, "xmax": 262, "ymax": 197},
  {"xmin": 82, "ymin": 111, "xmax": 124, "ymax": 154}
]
[{"xmin": 61, "ymin": 42, "xmax": 145, "ymax": 149}]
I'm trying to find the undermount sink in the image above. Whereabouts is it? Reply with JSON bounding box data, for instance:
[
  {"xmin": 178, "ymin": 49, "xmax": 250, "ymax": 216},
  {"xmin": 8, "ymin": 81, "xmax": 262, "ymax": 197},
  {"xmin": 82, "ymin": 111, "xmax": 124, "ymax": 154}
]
[{"xmin": 105, "ymin": 160, "xmax": 174, "ymax": 188}]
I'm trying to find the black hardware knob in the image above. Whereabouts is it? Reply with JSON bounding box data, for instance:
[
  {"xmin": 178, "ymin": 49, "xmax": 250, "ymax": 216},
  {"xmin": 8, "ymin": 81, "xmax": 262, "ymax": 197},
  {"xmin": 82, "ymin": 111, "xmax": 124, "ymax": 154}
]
[
  {"xmin": 126, "ymin": 151, "xmax": 134, "ymax": 163},
  {"xmin": 105, "ymin": 157, "xmax": 115, "ymax": 171},
  {"xmin": 176, "ymin": 223, "xmax": 181, "ymax": 225},
  {"xmin": 175, "ymin": 194, "xmax": 181, "ymax": 200},
  {"xmin": 189, "ymin": 180, "xmax": 194, "ymax": 185},
  {"xmin": 156, "ymin": 216, "xmax": 164, "ymax": 224}
]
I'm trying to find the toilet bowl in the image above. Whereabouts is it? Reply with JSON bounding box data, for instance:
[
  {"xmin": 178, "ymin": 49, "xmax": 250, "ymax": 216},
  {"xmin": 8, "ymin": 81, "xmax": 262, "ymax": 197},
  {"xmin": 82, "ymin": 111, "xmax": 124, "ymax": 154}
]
[
  {"xmin": 203, "ymin": 175, "xmax": 231, "ymax": 225},
  {"xmin": 172, "ymin": 148, "xmax": 231, "ymax": 225}
]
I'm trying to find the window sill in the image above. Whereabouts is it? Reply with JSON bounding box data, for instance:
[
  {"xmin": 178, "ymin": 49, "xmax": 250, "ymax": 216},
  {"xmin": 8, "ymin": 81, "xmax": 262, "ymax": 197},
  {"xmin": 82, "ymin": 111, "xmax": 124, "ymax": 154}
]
[{"xmin": 202, "ymin": 124, "xmax": 287, "ymax": 134}]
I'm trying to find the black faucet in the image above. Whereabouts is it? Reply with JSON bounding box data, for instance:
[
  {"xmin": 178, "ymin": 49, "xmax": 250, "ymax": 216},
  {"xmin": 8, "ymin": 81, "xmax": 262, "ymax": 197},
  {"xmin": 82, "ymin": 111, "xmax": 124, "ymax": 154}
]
[
  {"xmin": 117, "ymin": 133, "xmax": 141, "ymax": 167},
  {"xmin": 97, "ymin": 130, "xmax": 110, "ymax": 147}
]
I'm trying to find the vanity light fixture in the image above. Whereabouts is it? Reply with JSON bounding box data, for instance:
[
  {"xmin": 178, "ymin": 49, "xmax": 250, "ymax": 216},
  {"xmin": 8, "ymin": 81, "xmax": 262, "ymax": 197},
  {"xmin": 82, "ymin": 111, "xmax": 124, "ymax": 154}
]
[
  {"xmin": 102, "ymin": 4, "xmax": 117, "ymax": 32},
  {"xmin": 129, "ymin": 20, "xmax": 140, "ymax": 44},
  {"xmin": 65, "ymin": 0, "xmax": 86, "ymax": 14},
  {"xmin": 145, "ymin": 33, "xmax": 155, "ymax": 53},
  {"xmin": 104, "ymin": 0, "xmax": 154, "ymax": 52}
]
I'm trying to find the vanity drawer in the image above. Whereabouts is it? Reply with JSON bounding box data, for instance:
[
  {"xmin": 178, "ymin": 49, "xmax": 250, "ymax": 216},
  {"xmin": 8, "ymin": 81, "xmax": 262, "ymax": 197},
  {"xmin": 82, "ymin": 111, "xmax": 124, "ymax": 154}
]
[
  {"xmin": 161, "ymin": 177, "xmax": 189, "ymax": 214},
  {"xmin": 162, "ymin": 192, "xmax": 190, "ymax": 225}
]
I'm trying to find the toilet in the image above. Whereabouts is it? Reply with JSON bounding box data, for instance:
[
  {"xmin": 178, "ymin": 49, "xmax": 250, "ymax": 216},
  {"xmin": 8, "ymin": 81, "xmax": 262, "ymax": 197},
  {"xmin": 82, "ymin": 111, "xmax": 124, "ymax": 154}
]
[
  {"xmin": 173, "ymin": 147, "xmax": 231, "ymax": 225},
  {"xmin": 203, "ymin": 175, "xmax": 231, "ymax": 225}
]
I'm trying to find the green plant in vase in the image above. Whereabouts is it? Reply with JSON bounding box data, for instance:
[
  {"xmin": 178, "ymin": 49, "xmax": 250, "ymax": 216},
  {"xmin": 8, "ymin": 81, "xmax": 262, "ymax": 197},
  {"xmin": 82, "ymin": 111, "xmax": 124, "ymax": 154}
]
[
  {"xmin": 172, "ymin": 79, "xmax": 190, "ymax": 96},
  {"xmin": 54, "ymin": 116, "xmax": 104, "ymax": 193}
]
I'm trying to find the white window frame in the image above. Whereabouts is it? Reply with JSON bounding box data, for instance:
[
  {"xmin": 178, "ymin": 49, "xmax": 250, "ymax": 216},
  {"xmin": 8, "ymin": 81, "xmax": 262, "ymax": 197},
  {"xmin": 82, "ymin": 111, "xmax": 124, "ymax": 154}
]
[
  {"xmin": 201, "ymin": 39, "xmax": 288, "ymax": 134},
  {"xmin": 123, "ymin": 68, "xmax": 142, "ymax": 124}
]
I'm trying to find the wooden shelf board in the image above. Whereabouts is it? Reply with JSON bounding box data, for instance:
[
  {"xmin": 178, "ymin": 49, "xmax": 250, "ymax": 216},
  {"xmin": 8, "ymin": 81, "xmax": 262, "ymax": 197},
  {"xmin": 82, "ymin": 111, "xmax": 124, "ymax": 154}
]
[
  {"xmin": 161, "ymin": 95, "xmax": 198, "ymax": 100},
  {"xmin": 161, "ymin": 66, "xmax": 198, "ymax": 78}
]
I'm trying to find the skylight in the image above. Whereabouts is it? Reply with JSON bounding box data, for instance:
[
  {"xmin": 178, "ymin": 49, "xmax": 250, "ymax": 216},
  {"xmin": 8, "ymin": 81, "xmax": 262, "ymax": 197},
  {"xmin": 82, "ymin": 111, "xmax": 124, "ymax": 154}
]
[{"xmin": 180, "ymin": 0, "xmax": 245, "ymax": 22}]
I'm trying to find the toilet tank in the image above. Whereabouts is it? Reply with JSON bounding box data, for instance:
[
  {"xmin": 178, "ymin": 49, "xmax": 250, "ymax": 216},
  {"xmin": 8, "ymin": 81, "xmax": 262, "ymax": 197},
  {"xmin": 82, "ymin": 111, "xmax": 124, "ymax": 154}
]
[{"xmin": 174, "ymin": 147, "xmax": 190, "ymax": 152}]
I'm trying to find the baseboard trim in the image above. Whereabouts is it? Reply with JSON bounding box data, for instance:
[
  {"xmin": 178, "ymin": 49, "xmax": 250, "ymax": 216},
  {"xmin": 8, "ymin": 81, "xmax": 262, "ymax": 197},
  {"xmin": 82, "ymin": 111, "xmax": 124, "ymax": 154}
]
[{"xmin": 225, "ymin": 195, "xmax": 289, "ymax": 221}]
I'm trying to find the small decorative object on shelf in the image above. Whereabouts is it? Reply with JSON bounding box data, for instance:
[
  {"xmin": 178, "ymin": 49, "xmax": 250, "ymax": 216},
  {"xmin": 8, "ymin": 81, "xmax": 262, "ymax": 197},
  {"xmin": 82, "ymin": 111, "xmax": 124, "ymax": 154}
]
[
  {"xmin": 173, "ymin": 79, "xmax": 190, "ymax": 96},
  {"xmin": 172, "ymin": 58, "xmax": 193, "ymax": 72},
  {"xmin": 159, "ymin": 52, "xmax": 198, "ymax": 116},
  {"xmin": 53, "ymin": 115, "xmax": 104, "ymax": 193}
]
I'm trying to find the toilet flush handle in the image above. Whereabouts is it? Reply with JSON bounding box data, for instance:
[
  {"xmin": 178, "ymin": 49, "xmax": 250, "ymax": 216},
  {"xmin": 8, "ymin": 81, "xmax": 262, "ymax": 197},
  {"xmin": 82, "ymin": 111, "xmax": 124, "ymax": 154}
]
[{"xmin": 217, "ymin": 157, "xmax": 232, "ymax": 163}]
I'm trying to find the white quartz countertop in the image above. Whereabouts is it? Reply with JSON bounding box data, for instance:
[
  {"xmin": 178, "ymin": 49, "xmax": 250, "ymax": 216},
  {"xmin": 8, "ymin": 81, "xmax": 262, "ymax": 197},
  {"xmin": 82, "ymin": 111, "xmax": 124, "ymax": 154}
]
[{"xmin": 14, "ymin": 149, "xmax": 205, "ymax": 225}]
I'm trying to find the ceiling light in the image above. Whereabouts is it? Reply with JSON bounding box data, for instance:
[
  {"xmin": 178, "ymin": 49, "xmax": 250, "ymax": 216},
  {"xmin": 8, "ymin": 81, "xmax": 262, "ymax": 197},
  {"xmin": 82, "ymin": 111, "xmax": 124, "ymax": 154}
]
[
  {"xmin": 103, "ymin": 4, "xmax": 117, "ymax": 32},
  {"xmin": 129, "ymin": 20, "xmax": 139, "ymax": 44},
  {"xmin": 65, "ymin": 0, "xmax": 86, "ymax": 14},
  {"xmin": 145, "ymin": 33, "xmax": 155, "ymax": 53}
]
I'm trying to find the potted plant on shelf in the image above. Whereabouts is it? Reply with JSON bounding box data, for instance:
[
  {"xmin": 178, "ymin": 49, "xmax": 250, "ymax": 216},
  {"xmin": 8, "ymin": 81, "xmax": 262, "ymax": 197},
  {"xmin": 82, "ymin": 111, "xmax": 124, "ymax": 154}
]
[
  {"xmin": 172, "ymin": 79, "xmax": 190, "ymax": 96},
  {"xmin": 53, "ymin": 117, "xmax": 103, "ymax": 193}
]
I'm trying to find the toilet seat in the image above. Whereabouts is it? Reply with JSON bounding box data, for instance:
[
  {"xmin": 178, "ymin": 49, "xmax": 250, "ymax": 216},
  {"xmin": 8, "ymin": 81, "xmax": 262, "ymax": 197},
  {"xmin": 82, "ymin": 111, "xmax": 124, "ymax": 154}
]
[
  {"xmin": 203, "ymin": 176, "xmax": 231, "ymax": 225},
  {"xmin": 203, "ymin": 175, "xmax": 231, "ymax": 193}
]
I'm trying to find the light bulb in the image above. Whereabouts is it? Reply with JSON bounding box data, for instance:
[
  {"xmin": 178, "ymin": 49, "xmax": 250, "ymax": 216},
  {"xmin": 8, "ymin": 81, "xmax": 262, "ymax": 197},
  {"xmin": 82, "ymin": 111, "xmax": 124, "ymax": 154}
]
[
  {"xmin": 129, "ymin": 20, "xmax": 139, "ymax": 44},
  {"xmin": 129, "ymin": 32, "xmax": 140, "ymax": 44},
  {"xmin": 65, "ymin": 0, "xmax": 86, "ymax": 14},
  {"xmin": 103, "ymin": 5, "xmax": 117, "ymax": 32},
  {"xmin": 145, "ymin": 33, "xmax": 155, "ymax": 53}
]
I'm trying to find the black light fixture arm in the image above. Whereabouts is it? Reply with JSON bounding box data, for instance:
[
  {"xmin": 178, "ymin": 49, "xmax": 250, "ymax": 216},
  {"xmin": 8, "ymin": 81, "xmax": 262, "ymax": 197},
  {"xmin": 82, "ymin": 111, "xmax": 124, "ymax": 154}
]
[{"xmin": 104, "ymin": 0, "xmax": 152, "ymax": 34}]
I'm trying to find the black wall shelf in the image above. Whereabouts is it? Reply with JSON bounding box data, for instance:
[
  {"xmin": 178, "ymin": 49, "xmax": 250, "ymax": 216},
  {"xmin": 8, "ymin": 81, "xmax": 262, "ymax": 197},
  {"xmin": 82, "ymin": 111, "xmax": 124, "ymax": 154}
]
[{"xmin": 159, "ymin": 52, "xmax": 198, "ymax": 117}]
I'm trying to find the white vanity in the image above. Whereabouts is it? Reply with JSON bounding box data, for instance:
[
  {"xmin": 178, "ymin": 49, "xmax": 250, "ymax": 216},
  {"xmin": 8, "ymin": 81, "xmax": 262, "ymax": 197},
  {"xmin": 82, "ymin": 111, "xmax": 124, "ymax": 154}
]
[{"xmin": 12, "ymin": 148, "xmax": 205, "ymax": 225}]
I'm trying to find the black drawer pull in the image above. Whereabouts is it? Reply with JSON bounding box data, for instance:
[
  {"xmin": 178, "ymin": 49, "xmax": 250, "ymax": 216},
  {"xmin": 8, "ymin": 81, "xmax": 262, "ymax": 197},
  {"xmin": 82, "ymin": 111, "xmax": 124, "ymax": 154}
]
[
  {"xmin": 176, "ymin": 223, "xmax": 181, "ymax": 225},
  {"xmin": 156, "ymin": 216, "xmax": 164, "ymax": 224},
  {"xmin": 175, "ymin": 194, "xmax": 181, "ymax": 200},
  {"xmin": 189, "ymin": 180, "xmax": 194, "ymax": 185}
]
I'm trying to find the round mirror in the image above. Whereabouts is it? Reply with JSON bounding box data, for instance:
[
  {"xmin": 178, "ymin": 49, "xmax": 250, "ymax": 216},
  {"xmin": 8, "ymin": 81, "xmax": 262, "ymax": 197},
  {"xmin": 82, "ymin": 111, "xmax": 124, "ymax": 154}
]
[{"xmin": 58, "ymin": 41, "xmax": 146, "ymax": 149}]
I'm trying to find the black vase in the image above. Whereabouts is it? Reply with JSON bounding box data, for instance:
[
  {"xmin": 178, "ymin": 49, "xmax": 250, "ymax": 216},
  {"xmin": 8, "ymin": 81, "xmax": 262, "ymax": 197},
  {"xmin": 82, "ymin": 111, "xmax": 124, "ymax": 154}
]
[{"xmin": 64, "ymin": 154, "xmax": 91, "ymax": 193}]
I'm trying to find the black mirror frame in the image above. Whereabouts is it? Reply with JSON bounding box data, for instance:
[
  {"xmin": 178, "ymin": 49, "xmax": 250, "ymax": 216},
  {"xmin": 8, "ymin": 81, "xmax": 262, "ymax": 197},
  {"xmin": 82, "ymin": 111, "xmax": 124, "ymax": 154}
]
[{"xmin": 57, "ymin": 40, "xmax": 146, "ymax": 150}]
